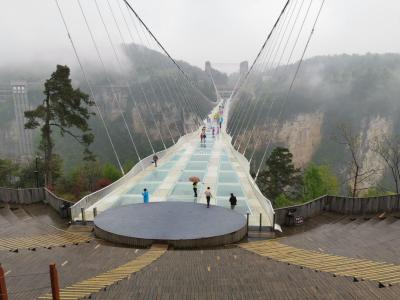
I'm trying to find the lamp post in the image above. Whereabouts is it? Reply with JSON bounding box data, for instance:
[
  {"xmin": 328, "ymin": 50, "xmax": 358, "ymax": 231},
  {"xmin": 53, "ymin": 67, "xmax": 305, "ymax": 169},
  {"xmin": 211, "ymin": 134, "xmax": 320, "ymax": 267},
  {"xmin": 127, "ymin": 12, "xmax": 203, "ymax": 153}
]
[{"xmin": 34, "ymin": 156, "xmax": 40, "ymax": 188}]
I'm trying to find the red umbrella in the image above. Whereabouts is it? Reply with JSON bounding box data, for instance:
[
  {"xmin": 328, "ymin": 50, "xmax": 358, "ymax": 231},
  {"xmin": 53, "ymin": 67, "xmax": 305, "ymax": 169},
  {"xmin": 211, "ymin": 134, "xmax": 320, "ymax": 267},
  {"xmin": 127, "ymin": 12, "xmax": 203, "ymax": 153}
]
[{"xmin": 189, "ymin": 176, "xmax": 201, "ymax": 183}]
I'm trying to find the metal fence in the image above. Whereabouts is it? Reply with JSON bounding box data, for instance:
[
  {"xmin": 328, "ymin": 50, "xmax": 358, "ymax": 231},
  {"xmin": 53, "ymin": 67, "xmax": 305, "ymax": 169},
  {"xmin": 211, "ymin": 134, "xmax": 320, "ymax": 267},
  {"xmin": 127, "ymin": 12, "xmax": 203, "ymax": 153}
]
[
  {"xmin": 0, "ymin": 187, "xmax": 44, "ymax": 204},
  {"xmin": 0, "ymin": 187, "xmax": 73, "ymax": 218},
  {"xmin": 275, "ymin": 194, "xmax": 400, "ymax": 226}
]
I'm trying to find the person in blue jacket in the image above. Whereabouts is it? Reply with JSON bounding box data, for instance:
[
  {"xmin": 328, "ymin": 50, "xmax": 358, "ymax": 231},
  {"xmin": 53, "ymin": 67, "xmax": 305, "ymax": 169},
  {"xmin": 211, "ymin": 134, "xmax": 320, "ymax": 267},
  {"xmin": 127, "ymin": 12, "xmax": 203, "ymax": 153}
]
[{"xmin": 142, "ymin": 188, "xmax": 149, "ymax": 203}]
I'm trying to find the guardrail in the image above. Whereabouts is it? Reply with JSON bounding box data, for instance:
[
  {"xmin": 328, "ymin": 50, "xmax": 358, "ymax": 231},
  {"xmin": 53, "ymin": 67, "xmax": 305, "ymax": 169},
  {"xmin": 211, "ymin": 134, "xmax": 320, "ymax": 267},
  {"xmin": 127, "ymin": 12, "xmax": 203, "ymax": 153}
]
[
  {"xmin": 0, "ymin": 187, "xmax": 44, "ymax": 204},
  {"xmin": 275, "ymin": 194, "xmax": 400, "ymax": 226},
  {"xmin": 223, "ymin": 133, "xmax": 275, "ymax": 227},
  {"xmin": 0, "ymin": 187, "xmax": 73, "ymax": 218}
]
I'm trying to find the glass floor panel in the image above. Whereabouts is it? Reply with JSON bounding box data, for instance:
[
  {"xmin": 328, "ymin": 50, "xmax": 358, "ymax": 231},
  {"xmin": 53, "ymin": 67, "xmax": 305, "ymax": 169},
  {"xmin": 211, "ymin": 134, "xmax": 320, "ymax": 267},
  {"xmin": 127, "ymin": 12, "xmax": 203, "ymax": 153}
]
[
  {"xmin": 112, "ymin": 195, "xmax": 143, "ymax": 207},
  {"xmin": 143, "ymin": 170, "xmax": 169, "ymax": 181},
  {"xmin": 158, "ymin": 161, "xmax": 176, "ymax": 170},
  {"xmin": 166, "ymin": 196, "xmax": 198, "ymax": 202},
  {"xmin": 179, "ymin": 170, "xmax": 206, "ymax": 182},
  {"xmin": 197, "ymin": 144, "xmax": 214, "ymax": 149},
  {"xmin": 216, "ymin": 199, "xmax": 251, "ymax": 214},
  {"xmin": 169, "ymin": 154, "xmax": 181, "ymax": 161},
  {"xmin": 218, "ymin": 171, "xmax": 239, "ymax": 183},
  {"xmin": 186, "ymin": 162, "xmax": 208, "ymax": 170},
  {"xmin": 190, "ymin": 155, "xmax": 210, "ymax": 162},
  {"xmin": 216, "ymin": 184, "xmax": 245, "ymax": 197},
  {"xmin": 194, "ymin": 149, "xmax": 213, "ymax": 155},
  {"xmin": 219, "ymin": 162, "xmax": 234, "ymax": 171},
  {"xmin": 125, "ymin": 182, "xmax": 161, "ymax": 195},
  {"xmin": 220, "ymin": 155, "xmax": 230, "ymax": 162},
  {"xmin": 170, "ymin": 182, "xmax": 201, "ymax": 196}
]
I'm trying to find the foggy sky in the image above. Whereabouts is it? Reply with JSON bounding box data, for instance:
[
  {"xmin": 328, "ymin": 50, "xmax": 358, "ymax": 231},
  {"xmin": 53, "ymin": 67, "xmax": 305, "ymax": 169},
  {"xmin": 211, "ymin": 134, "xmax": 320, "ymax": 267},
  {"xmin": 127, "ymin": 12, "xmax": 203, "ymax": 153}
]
[{"xmin": 1, "ymin": 0, "xmax": 400, "ymax": 72}]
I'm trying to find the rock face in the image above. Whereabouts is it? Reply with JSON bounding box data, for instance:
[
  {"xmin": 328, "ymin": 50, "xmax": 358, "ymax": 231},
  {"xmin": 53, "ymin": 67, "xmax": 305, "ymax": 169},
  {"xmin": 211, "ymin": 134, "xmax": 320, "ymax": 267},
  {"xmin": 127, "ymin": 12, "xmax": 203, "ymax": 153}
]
[
  {"xmin": 230, "ymin": 53, "xmax": 400, "ymax": 192},
  {"xmin": 357, "ymin": 116, "xmax": 393, "ymax": 190},
  {"xmin": 275, "ymin": 112, "xmax": 324, "ymax": 168}
]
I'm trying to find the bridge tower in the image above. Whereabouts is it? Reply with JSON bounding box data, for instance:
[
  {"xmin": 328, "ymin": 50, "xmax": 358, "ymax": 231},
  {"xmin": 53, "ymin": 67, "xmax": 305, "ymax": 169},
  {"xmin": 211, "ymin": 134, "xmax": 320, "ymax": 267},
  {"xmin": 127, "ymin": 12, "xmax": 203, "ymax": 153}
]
[
  {"xmin": 239, "ymin": 61, "xmax": 249, "ymax": 76},
  {"xmin": 11, "ymin": 81, "xmax": 33, "ymax": 161},
  {"xmin": 205, "ymin": 61, "xmax": 212, "ymax": 74}
]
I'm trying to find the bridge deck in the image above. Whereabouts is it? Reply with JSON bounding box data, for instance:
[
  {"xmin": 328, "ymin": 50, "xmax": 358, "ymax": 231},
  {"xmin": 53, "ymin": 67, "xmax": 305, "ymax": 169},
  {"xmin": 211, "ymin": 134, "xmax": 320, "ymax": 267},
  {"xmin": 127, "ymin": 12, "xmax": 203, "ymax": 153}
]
[{"xmin": 79, "ymin": 102, "xmax": 274, "ymax": 226}]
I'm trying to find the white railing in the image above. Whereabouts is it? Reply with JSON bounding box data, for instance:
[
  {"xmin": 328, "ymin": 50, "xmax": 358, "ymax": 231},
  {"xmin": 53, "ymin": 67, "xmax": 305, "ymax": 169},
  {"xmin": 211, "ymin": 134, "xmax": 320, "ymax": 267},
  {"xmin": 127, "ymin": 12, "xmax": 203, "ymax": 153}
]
[{"xmin": 223, "ymin": 133, "xmax": 275, "ymax": 227}]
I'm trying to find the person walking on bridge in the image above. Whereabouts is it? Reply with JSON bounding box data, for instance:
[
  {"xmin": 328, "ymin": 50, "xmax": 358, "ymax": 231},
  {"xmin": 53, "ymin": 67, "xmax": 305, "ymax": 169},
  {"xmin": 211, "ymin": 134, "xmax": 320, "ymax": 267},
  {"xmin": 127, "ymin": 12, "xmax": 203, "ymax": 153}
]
[
  {"xmin": 153, "ymin": 153, "xmax": 159, "ymax": 167},
  {"xmin": 193, "ymin": 181, "xmax": 198, "ymax": 198},
  {"xmin": 205, "ymin": 187, "xmax": 213, "ymax": 208},
  {"xmin": 142, "ymin": 188, "xmax": 149, "ymax": 204},
  {"xmin": 229, "ymin": 193, "xmax": 237, "ymax": 210}
]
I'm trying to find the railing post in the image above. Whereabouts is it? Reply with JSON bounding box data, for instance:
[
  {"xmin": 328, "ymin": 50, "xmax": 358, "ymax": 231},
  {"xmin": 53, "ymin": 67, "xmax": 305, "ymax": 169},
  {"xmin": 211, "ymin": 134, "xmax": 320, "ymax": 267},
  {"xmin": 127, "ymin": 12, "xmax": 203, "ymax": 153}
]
[
  {"xmin": 0, "ymin": 265, "xmax": 8, "ymax": 300},
  {"xmin": 246, "ymin": 213, "xmax": 249, "ymax": 236},
  {"xmin": 49, "ymin": 264, "xmax": 60, "ymax": 300},
  {"xmin": 93, "ymin": 207, "xmax": 97, "ymax": 218},
  {"xmin": 271, "ymin": 213, "xmax": 276, "ymax": 232},
  {"xmin": 259, "ymin": 213, "xmax": 262, "ymax": 232},
  {"xmin": 81, "ymin": 208, "xmax": 86, "ymax": 224}
]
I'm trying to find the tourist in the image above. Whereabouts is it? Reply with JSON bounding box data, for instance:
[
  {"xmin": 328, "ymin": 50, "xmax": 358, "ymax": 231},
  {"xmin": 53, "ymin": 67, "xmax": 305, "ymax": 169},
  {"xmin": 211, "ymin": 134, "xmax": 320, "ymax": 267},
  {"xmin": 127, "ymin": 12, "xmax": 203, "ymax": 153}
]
[
  {"xmin": 229, "ymin": 193, "xmax": 237, "ymax": 210},
  {"xmin": 212, "ymin": 127, "xmax": 215, "ymax": 137},
  {"xmin": 142, "ymin": 188, "xmax": 149, "ymax": 204},
  {"xmin": 204, "ymin": 187, "xmax": 212, "ymax": 208},
  {"xmin": 219, "ymin": 117, "xmax": 223, "ymax": 129},
  {"xmin": 193, "ymin": 181, "xmax": 198, "ymax": 197},
  {"xmin": 153, "ymin": 153, "xmax": 159, "ymax": 167}
]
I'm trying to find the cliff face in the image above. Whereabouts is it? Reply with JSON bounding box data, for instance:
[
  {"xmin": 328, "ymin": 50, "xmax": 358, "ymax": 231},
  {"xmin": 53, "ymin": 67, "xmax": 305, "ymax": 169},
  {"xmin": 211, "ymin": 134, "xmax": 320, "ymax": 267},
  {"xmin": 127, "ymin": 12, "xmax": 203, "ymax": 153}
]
[{"xmin": 275, "ymin": 112, "xmax": 324, "ymax": 167}]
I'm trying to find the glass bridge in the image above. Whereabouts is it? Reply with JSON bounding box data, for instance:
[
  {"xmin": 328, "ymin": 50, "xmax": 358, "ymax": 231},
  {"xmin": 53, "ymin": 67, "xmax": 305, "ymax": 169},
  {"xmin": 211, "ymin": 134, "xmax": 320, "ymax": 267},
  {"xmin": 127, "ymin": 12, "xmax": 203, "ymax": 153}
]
[{"xmin": 70, "ymin": 101, "xmax": 275, "ymax": 227}]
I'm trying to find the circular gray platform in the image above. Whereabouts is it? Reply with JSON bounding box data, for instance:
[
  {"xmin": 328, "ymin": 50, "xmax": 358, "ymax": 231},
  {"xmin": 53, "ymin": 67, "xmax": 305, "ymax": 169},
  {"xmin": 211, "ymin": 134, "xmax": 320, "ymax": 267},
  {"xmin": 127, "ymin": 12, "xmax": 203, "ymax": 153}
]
[{"xmin": 94, "ymin": 202, "xmax": 247, "ymax": 248}]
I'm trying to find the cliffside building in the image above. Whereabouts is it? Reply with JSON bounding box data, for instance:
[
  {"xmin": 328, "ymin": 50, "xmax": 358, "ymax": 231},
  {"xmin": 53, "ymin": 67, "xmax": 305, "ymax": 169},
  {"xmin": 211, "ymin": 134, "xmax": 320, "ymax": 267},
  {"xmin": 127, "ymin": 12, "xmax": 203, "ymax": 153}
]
[{"xmin": 11, "ymin": 81, "xmax": 33, "ymax": 161}]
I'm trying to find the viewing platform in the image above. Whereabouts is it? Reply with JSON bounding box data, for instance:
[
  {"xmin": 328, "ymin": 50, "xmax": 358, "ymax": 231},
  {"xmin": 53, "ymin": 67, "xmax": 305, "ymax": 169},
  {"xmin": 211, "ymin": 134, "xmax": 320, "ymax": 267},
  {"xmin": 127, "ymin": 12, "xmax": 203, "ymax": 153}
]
[{"xmin": 94, "ymin": 202, "xmax": 247, "ymax": 248}]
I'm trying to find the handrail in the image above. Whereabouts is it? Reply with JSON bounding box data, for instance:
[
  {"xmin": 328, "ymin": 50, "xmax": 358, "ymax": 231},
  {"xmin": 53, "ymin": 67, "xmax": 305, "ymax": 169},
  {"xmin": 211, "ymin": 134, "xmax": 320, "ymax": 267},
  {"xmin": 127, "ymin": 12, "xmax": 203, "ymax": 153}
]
[{"xmin": 223, "ymin": 132, "xmax": 275, "ymax": 226}]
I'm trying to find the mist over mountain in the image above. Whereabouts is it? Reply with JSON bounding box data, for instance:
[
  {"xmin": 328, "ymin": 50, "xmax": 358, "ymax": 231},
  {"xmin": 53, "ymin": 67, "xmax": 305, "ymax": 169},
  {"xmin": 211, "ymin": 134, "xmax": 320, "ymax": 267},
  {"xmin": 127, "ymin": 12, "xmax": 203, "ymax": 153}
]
[
  {"xmin": 231, "ymin": 53, "xmax": 400, "ymax": 192},
  {"xmin": 0, "ymin": 43, "xmax": 223, "ymax": 170}
]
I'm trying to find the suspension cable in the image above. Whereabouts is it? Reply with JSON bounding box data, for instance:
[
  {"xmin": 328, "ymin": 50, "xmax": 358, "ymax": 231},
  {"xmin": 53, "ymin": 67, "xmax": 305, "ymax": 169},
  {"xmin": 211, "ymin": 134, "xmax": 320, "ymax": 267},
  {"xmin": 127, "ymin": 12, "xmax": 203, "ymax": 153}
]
[
  {"xmin": 255, "ymin": 0, "xmax": 326, "ymax": 180},
  {"xmin": 105, "ymin": 0, "xmax": 177, "ymax": 146},
  {"xmin": 249, "ymin": 0, "xmax": 314, "ymax": 162},
  {"xmin": 127, "ymin": 10, "xmax": 184, "ymax": 142},
  {"xmin": 121, "ymin": 0, "xmax": 205, "ymax": 132},
  {"xmin": 93, "ymin": 0, "xmax": 166, "ymax": 151},
  {"xmin": 53, "ymin": 0, "xmax": 125, "ymax": 174},
  {"xmin": 228, "ymin": 0, "xmax": 292, "ymax": 137},
  {"xmin": 230, "ymin": 0, "xmax": 294, "ymax": 143},
  {"xmin": 76, "ymin": 0, "xmax": 143, "ymax": 167},
  {"xmin": 240, "ymin": 0, "xmax": 306, "ymax": 154},
  {"xmin": 123, "ymin": 0, "xmax": 214, "ymax": 106},
  {"xmin": 232, "ymin": 0, "xmax": 291, "ymax": 100}
]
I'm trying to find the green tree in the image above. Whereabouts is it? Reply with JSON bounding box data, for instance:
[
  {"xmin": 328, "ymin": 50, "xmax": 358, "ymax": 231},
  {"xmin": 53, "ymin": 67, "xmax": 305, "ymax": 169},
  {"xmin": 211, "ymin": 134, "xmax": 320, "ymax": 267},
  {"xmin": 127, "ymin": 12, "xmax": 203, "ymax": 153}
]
[
  {"xmin": 0, "ymin": 158, "xmax": 18, "ymax": 186},
  {"xmin": 18, "ymin": 155, "xmax": 63, "ymax": 188},
  {"xmin": 55, "ymin": 161, "xmax": 103, "ymax": 201},
  {"xmin": 257, "ymin": 147, "xmax": 302, "ymax": 203},
  {"xmin": 303, "ymin": 164, "xmax": 339, "ymax": 201},
  {"xmin": 103, "ymin": 163, "xmax": 122, "ymax": 182},
  {"xmin": 24, "ymin": 65, "xmax": 95, "ymax": 187}
]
